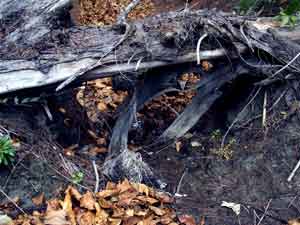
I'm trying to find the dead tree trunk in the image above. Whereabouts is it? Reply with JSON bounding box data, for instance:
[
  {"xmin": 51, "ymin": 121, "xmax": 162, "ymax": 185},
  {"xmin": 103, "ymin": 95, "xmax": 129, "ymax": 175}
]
[{"xmin": 1, "ymin": 0, "xmax": 300, "ymax": 186}]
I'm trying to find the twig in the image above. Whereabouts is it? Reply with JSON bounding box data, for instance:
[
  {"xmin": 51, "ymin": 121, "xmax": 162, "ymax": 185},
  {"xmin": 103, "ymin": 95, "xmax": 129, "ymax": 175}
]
[
  {"xmin": 0, "ymin": 188, "xmax": 27, "ymax": 215},
  {"xmin": 117, "ymin": 0, "xmax": 141, "ymax": 23},
  {"xmin": 262, "ymin": 90, "xmax": 267, "ymax": 129},
  {"xmin": 257, "ymin": 199, "xmax": 272, "ymax": 225},
  {"xmin": 273, "ymin": 52, "xmax": 300, "ymax": 76},
  {"xmin": 196, "ymin": 33, "xmax": 208, "ymax": 64},
  {"xmin": 235, "ymin": 89, "xmax": 287, "ymax": 129},
  {"xmin": 56, "ymin": 22, "xmax": 133, "ymax": 91},
  {"xmin": 288, "ymin": 157, "xmax": 300, "ymax": 182},
  {"xmin": 221, "ymin": 87, "xmax": 262, "ymax": 148},
  {"xmin": 92, "ymin": 160, "xmax": 99, "ymax": 193},
  {"xmin": 175, "ymin": 169, "xmax": 187, "ymax": 196}
]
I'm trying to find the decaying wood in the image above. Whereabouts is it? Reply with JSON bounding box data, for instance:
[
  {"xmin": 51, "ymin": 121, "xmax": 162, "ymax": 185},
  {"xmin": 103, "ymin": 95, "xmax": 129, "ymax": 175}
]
[
  {"xmin": 1, "ymin": 0, "xmax": 300, "ymax": 185},
  {"xmin": 1, "ymin": 0, "xmax": 300, "ymax": 95}
]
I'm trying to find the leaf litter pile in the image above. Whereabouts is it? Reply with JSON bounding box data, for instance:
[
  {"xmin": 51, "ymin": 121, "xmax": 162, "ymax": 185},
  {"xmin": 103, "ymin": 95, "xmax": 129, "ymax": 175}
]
[
  {"xmin": 2, "ymin": 180, "xmax": 202, "ymax": 225},
  {"xmin": 75, "ymin": 73, "xmax": 201, "ymax": 149}
]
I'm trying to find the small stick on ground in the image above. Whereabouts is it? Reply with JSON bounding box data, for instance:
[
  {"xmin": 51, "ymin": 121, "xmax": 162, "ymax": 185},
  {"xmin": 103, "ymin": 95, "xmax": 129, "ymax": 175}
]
[
  {"xmin": 262, "ymin": 90, "xmax": 267, "ymax": 130},
  {"xmin": 256, "ymin": 199, "xmax": 272, "ymax": 225},
  {"xmin": 288, "ymin": 157, "xmax": 300, "ymax": 182},
  {"xmin": 0, "ymin": 188, "xmax": 27, "ymax": 215},
  {"xmin": 222, "ymin": 87, "xmax": 262, "ymax": 148},
  {"xmin": 117, "ymin": 0, "xmax": 141, "ymax": 23},
  {"xmin": 92, "ymin": 160, "xmax": 99, "ymax": 193},
  {"xmin": 175, "ymin": 168, "xmax": 187, "ymax": 197}
]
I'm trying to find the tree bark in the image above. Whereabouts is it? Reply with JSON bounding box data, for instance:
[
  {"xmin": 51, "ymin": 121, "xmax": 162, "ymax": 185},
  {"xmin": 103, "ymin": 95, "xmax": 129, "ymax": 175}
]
[{"xmin": 0, "ymin": 0, "xmax": 300, "ymax": 95}]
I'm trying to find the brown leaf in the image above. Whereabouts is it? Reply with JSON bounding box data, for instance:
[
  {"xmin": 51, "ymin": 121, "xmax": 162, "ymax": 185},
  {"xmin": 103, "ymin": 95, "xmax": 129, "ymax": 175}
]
[
  {"xmin": 95, "ymin": 203, "xmax": 109, "ymax": 224},
  {"xmin": 46, "ymin": 199, "xmax": 61, "ymax": 211},
  {"xmin": 289, "ymin": 218, "xmax": 300, "ymax": 225},
  {"xmin": 201, "ymin": 61, "xmax": 213, "ymax": 71},
  {"xmin": 109, "ymin": 218, "xmax": 122, "ymax": 225},
  {"xmin": 178, "ymin": 215, "xmax": 196, "ymax": 225},
  {"xmin": 112, "ymin": 208, "xmax": 125, "ymax": 218},
  {"xmin": 106, "ymin": 181, "xmax": 117, "ymax": 190},
  {"xmin": 123, "ymin": 216, "xmax": 141, "ymax": 225},
  {"xmin": 160, "ymin": 215, "xmax": 174, "ymax": 225},
  {"xmin": 149, "ymin": 206, "xmax": 166, "ymax": 216},
  {"xmin": 68, "ymin": 187, "xmax": 82, "ymax": 201},
  {"xmin": 80, "ymin": 191, "xmax": 96, "ymax": 210},
  {"xmin": 63, "ymin": 145, "xmax": 78, "ymax": 157},
  {"xmin": 137, "ymin": 215, "xmax": 154, "ymax": 225},
  {"xmin": 199, "ymin": 217, "xmax": 205, "ymax": 225},
  {"xmin": 117, "ymin": 179, "xmax": 134, "ymax": 193},
  {"xmin": 32, "ymin": 193, "xmax": 45, "ymax": 206},
  {"xmin": 154, "ymin": 192, "xmax": 174, "ymax": 203},
  {"xmin": 97, "ymin": 189, "xmax": 119, "ymax": 198},
  {"xmin": 76, "ymin": 211, "xmax": 95, "ymax": 225},
  {"xmin": 63, "ymin": 188, "xmax": 76, "ymax": 225},
  {"xmin": 97, "ymin": 102, "xmax": 108, "ymax": 112},
  {"xmin": 175, "ymin": 142, "xmax": 182, "ymax": 152},
  {"xmin": 89, "ymin": 146, "xmax": 108, "ymax": 156},
  {"xmin": 125, "ymin": 209, "xmax": 135, "ymax": 217},
  {"xmin": 136, "ymin": 196, "xmax": 158, "ymax": 205},
  {"xmin": 44, "ymin": 210, "xmax": 70, "ymax": 225},
  {"xmin": 98, "ymin": 198, "xmax": 113, "ymax": 209},
  {"xmin": 117, "ymin": 191, "xmax": 138, "ymax": 207},
  {"xmin": 131, "ymin": 183, "xmax": 150, "ymax": 196}
]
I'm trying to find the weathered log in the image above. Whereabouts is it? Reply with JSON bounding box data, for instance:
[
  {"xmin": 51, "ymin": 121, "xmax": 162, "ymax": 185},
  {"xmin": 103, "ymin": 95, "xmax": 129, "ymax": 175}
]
[{"xmin": 1, "ymin": 0, "xmax": 300, "ymax": 95}]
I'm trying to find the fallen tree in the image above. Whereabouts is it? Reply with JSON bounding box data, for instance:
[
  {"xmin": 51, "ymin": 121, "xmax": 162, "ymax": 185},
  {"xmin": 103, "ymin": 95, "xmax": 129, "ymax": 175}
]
[{"xmin": 1, "ymin": 0, "xmax": 300, "ymax": 186}]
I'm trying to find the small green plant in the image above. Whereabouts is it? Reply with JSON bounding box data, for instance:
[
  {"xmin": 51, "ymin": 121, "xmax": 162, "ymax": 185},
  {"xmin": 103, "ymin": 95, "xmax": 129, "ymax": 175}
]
[
  {"xmin": 276, "ymin": 0, "xmax": 300, "ymax": 27},
  {"xmin": 238, "ymin": 0, "xmax": 274, "ymax": 15},
  {"xmin": 0, "ymin": 136, "xmax": 15, "ymax": 166},
  {"xmin": 71, "ymin": 171, "xmax": 84, "ymax": 184},
  {"xmin": 209, "ymin": 130, "xmax": 236, "ymax": 160},
  {"xmin": 211, "ymin": 138, "xmax": 236, "ymax": 160},
  {"xmin": 210, "ymin": 129, "xmax": 222, "ymax": 140}
]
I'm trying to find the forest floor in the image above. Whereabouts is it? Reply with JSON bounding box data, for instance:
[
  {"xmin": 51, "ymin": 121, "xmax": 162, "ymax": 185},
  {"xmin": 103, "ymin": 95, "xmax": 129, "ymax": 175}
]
[{"xmin": 1, "ymin": 1, "xmax": 300, "ymax": 225}]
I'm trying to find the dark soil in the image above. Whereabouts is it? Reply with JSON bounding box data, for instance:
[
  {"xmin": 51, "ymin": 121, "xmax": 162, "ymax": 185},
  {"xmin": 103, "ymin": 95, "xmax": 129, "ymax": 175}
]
[{"xmin": 1, "ymin": 79, "xmax": 300, "ymax": 225}]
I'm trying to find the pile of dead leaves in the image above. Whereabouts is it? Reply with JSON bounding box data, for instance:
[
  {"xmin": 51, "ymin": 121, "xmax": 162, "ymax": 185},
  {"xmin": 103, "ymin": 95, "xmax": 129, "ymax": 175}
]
[
  {"xmin": 71, "ymin": 0, "xmax": 155, "ymax": 26},
  {"xmin": 8, "ymin": 180, "xmax": 199, "ymax": 225}
]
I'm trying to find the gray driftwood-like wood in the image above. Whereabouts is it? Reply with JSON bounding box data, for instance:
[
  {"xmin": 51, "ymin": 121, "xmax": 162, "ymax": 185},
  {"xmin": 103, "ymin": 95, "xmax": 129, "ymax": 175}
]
[
  {"xmin": 0, "ymin": 0, "xmax": 300, "ymax": 95},
  {"xmin": 2, "ymin": 0, "xmax": 300, "ymax": 186}
]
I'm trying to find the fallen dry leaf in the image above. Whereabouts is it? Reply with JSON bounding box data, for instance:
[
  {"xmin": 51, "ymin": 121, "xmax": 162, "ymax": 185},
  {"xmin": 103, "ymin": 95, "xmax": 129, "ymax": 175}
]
[
  {"xmin": 89, "ymin": 146, "xmax": 108, "ymax": 156},
  {"xmin": 136, "ymin": 196, "xmax": 158, "ymax": 205},
  {"xmin": 97, "ymin": 102, "xmax": 108, "ymax": 112},
  {"xmin": 175, "ymin": 141, "xmax": 182, "ymax": 152},
  {"xmin": 109, "ymin": 218, "xmax": 122, "ymax": 225},
  {"xmin": 97, "ymin": 189, "xmax": 119, "ymax": 198},
  {"xmin": 68, "ymin": 187, "xmax": 82, "ymax": 201},
  {"xmin": 123, "ymin": 216, "xmax": 141, "ymax": 225},
  {"xmin": 62, "ymin": 187, "xmax": 76, "ymax": 225},
  {"xmin": 98, "ymin": 197, "xmax": 113, "ymax": 209},
  {"xmin": 95, "ymin": 203, "xmax": 109, "ymax": 224},
  {"xmin": 32, "ymin": 193, "xmax": 45, "ymax": 206},
  {"xmin": 76, "ymin": 211, "xmax": 95, "ymax": 225},
  {"xmin": 132, "ymin": 183, "xmax": 150, "ymax": 196},
  {"xmin": 9, "ymin": 180, "xmax": 196, "ymax": 225},
  {"xmin": 44, "ymin": 209, "xmax": 70, "ymax": 225},
  {"xmin": 289, "ymin": 218, "xmax": 300, "ymax": 225},
  {"xmin": 178, "ymin": 215, "xmax": 196, "ymax": 225},
  {"xmin": 80, "ymin": 191, "xmax": 96, "ymax": 210},
  {"xmin": 153, "ymin": 192, "xmax": 173, "ymax": 204},
  {"xmin": 149, "ymin": 206, "xmax": 166, "ymax": 216}
]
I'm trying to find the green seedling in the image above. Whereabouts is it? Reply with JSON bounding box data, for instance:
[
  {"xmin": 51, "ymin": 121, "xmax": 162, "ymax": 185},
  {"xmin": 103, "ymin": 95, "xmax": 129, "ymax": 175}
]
[
  {"xmin": 71, "ymin": 171, "xmax": 84, "ymax": 184},
  {"xmin": 0, "ymin": 136, "xmax": 15, "ymax": 166}
]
